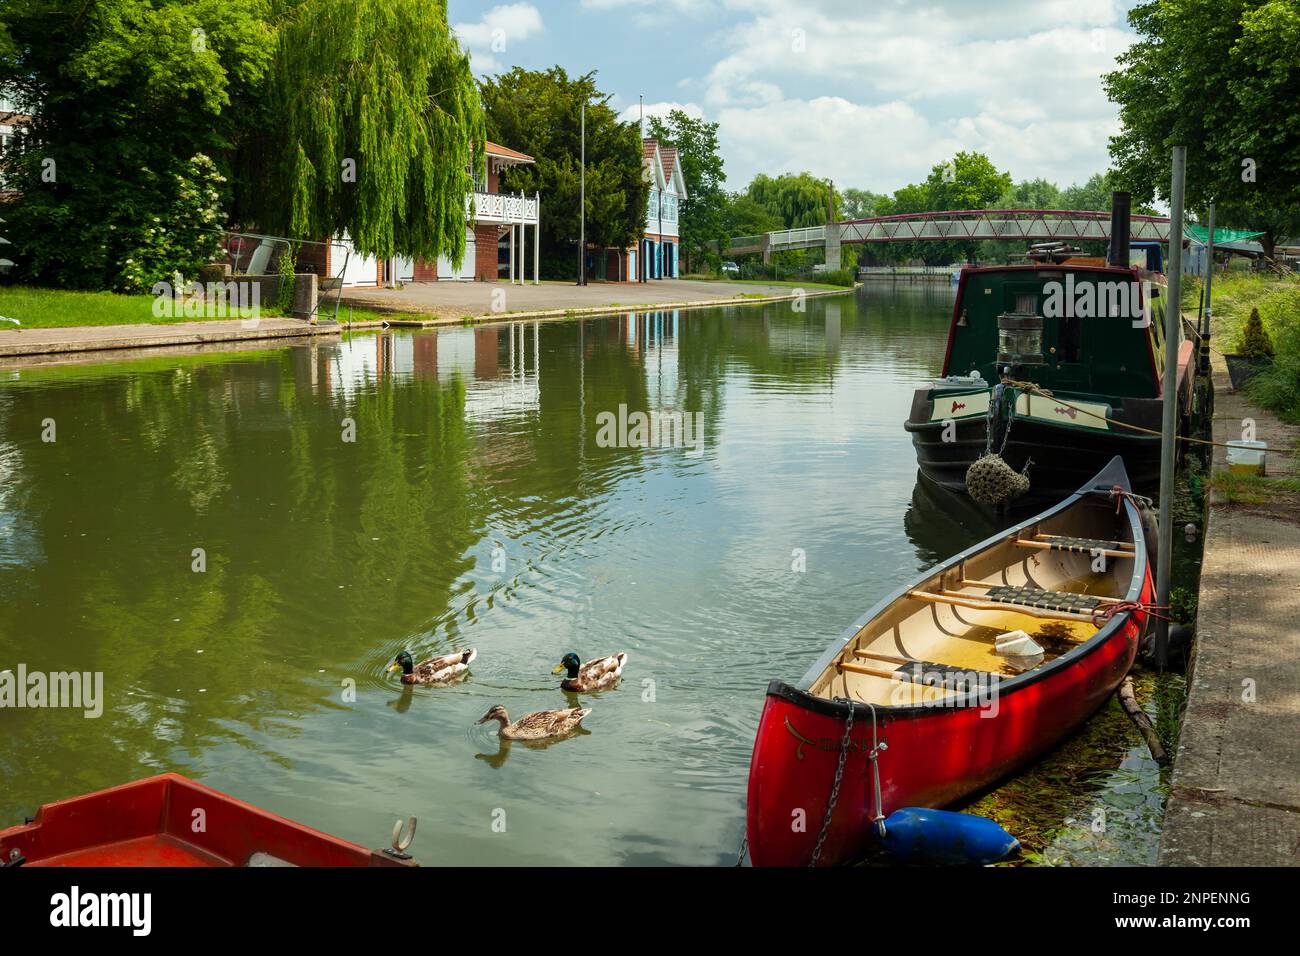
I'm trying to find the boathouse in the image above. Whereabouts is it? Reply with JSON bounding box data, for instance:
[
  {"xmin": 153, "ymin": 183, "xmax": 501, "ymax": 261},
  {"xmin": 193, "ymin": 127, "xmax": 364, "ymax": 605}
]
[{"xmin": 300, "ymin": 140, "xmax": 541, "ymax": 288}]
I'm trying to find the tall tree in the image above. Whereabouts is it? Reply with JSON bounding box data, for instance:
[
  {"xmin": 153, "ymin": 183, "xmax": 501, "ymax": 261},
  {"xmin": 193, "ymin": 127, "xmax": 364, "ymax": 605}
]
[
  {"xmin": 1104, "ymin": 0, "xmax": 1300, "ymax": 257},
  {"xmin": 745, "ymin": 172, "xmax": 834, "ymax": 228},
  {"xmin": 237, "ymin": 0, "xmax": 483, "ymax": 266},
  {"xmin": 479, "ymin": 67, "xmax": 648, "ymax": 280},
  {"xmin": 840, "ymin": 188, "xmax": 889, "ymax": 220},
  {"xmin": 647, "ymin": 109, "xmax": 726, "ymax": 273},
  {"xmin": 0, "ymin": 0, "xmax": 274, "ymax": 290}
]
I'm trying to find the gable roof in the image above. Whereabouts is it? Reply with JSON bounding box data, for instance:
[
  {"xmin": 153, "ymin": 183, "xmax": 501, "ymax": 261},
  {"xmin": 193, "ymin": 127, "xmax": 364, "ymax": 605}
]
[
  {"xmin": 658, "ymin": 146, "xmax": 687, "ymax": 200},
  {"xmin": 642, "ymin": 138, "xmax": 668, "ymax": 192}
]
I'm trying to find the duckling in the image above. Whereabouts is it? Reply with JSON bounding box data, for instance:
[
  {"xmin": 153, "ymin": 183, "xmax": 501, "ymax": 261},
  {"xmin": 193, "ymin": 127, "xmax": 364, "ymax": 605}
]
[
  {"xmin": 387, "ymin": 649, "xmax": 477, "ymax": 685},
  {"xmin": 476, "ymin": 704, "xmax": 590, "ymax": 740},
  {"xmin": 553, "ymin": 651, "xmax": 627, "ymax": 692}
]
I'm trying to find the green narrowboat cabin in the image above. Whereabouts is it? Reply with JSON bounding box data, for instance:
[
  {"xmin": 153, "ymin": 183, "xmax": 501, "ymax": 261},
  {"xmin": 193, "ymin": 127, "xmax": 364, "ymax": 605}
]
[{"xmin": 904, "ymin": 239, "xmax": 1195, "ymax": 500}]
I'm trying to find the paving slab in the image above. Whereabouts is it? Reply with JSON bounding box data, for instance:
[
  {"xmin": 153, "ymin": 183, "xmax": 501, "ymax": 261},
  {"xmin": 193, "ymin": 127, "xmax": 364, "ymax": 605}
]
[{"xmin": 1159, "ymin": 349, "xmax": 1300, "ymax": 866}]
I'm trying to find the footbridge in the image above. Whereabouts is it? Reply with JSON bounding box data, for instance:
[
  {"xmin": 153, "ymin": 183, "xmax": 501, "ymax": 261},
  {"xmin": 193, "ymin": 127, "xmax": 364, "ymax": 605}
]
[{"xmin": 725, "ymin": 209, "xmax": 1174, "ymax": 268}]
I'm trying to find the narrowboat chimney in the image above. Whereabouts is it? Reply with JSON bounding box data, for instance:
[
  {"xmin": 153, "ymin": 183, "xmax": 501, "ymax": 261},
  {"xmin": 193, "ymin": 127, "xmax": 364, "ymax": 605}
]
[{"xmin": 1107, "ymin": 191, "xmax": 1132, "ymax": 267}]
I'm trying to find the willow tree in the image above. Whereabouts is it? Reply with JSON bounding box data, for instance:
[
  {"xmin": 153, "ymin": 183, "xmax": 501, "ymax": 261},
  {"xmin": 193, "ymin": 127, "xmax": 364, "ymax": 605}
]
[{"xmin": 237, "ymin": 0, "xmax": 484, "ymax": 265}]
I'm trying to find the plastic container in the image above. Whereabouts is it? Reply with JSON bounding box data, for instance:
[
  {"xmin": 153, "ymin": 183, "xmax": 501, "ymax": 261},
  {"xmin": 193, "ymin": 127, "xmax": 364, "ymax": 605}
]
[{"xmin": 1226, "ymin": 440, "xmax": 1267, "ymax": 476}]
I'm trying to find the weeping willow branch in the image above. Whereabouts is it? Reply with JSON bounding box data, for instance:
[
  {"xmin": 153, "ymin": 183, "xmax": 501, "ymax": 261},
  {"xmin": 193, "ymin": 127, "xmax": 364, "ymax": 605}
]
[{"xmin": 238, "ymin": 0, "xmax": 484, "ymax": 265}]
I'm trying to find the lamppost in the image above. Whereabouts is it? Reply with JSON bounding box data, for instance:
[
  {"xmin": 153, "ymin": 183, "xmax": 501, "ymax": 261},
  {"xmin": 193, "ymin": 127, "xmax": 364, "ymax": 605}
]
[{"xmin": 577, "ymin": 98, "xmax": 587, "ymax": 286}]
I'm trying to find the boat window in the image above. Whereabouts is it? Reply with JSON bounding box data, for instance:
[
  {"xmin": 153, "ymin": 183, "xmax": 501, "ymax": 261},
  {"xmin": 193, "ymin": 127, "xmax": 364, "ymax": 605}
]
[{"xmin": 1015, "ymin": 293, "xmax": 1037, "ymax": 315}]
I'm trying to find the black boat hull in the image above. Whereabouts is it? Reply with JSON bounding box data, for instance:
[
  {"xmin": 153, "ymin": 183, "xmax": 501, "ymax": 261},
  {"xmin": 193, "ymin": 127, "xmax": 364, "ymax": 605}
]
[{"xmin": 904, "ymin": 408, "xmax": 1168, "ymax": 500}]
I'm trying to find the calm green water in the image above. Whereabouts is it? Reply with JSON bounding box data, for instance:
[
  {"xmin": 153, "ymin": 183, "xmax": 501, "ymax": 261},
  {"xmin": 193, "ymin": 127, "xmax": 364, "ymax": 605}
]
[{"xmin": 0, "ymin": 286, "xmax": 1172, "ymax": 865}]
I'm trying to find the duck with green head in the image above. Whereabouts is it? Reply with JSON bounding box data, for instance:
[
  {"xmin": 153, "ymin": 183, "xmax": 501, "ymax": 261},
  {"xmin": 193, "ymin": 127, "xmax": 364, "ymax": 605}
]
[
  {"xmin": 387, "ymin": 648, "xmax": 477, "ymax": 685},
  {"xmin": 552, "ymin": 651, "xmax": 627, "ymax": 692}
]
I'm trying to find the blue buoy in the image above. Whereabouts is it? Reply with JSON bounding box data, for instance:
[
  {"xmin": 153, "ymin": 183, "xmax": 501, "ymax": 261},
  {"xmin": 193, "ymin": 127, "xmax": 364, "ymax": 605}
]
[{"xmin": 880, "ymin": 807, "xmax": 1019, "ymax": 866}]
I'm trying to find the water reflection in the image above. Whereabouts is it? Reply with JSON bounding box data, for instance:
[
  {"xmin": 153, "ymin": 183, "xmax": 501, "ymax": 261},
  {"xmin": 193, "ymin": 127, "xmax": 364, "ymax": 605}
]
[{"xmin": 0, "ymin": 285, "xmax": 1163, "ymax": 865}]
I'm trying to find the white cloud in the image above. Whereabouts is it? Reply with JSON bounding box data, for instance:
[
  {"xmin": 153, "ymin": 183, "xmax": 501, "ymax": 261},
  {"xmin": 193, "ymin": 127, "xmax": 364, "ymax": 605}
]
[
  {"xmin": 615, "ymin": 100, "xmax": 706, "ymax": 129},
  {"xmin": 693, "ymin": 0, "xmax": 1134, "ymax": 190},
  {"xmin": 718, "ymin": 96, "xmax": 961, "ymax": 193},
  {"xmin": 453, "ymin": 3, "xmax": 545, "ymax": 74}
]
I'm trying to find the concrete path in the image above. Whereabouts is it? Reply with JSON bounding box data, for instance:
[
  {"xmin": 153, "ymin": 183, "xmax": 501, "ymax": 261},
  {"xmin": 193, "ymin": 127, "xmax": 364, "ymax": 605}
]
[
  {"xmin": 339, "ymin": 278, "xmax": 833, "ymax": 319},
  {"xmin": 1158, "ymin": 351, "xmax": 1300, "ymax": 866},
  {"xmin": 0, "ymin": 317, "xmax": 345, "ymax": 362}
]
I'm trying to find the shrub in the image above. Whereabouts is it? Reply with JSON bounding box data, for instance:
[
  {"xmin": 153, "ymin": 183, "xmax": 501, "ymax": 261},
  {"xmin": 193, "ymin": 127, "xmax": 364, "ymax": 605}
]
[{"xmin": 1236, "ymin": 307, "xmax": 1274, "ymax": 358}]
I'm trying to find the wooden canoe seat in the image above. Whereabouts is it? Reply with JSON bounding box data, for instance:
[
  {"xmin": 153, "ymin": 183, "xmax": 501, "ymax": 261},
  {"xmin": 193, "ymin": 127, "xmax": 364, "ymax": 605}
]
[
  {"xmin": 1015, "ymin": 534, "xmax": 1134, "ymax": 559},
  {"xmin": 907, "ymin": 587, "xmax": 1100, "ymax": 622},
  {"xmin": 981, "ymin": 584, "xmax": 1104, "ymax": 614}
]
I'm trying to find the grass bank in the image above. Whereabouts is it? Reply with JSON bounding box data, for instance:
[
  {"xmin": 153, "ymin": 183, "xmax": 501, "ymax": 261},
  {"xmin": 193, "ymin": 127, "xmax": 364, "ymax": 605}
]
[
  {"xmin": 1183, "ymin": 272, "xmax": 1300, "ymax": 420},
  {"xmin": 0, "ymin": 286, "xmax": 390, "ymax": 329}
]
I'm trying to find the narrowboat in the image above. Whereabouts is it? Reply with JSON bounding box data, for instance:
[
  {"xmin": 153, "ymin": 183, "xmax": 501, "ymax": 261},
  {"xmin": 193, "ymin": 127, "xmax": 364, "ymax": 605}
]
[
  {"xmin": 744, "ymin": 457, "xmax": 1151, "ymax": 867},
  {"xmin": 0, "ymin": 773, "xmax": 417, "ymax": 867},
  {"xmin": 904, "ymin": 202, "xmax": 1195, "ymax": 500}
]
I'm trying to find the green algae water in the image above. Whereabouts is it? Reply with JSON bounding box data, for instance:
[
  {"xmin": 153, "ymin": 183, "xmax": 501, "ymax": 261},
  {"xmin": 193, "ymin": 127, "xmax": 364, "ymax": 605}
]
[{"xmin": 0, "ymin": 286, "xmax": 1175, "ymax": 865}]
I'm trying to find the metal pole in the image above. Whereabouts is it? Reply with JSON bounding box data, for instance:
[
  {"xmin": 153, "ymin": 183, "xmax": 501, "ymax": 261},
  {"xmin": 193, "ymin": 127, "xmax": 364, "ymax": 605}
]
[
  {"xmin": 1155, "ymin": 145, "xmax": 1186, "ymax": 669},
  {"xmin": 578, "ymin": 100, "xmax": 586, "ymax": 286},
  {"xmin": 1201, "ymin": 203, "xmax": 1216, "ymax": 374}
]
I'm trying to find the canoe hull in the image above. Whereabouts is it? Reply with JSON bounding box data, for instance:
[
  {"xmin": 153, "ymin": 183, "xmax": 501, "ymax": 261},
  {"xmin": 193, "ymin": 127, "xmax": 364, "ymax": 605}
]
[
  {"xmin": 745, "ymin": 457, "xmax": 1152, "ymax": 867},
  {"xmin": 746, "ymin": 596, "xmax": 1144, "ymax": 867}
]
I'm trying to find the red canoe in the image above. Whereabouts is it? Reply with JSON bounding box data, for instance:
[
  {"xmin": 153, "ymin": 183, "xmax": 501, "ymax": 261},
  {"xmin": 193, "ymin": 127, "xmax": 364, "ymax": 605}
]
[
  {"xmin": 0, "ymin": 773, "xmax": 416, "ymax": 867},
  {"xmin": 745, "ymin": 457, "xmax": 1153, "ymax": 867}
]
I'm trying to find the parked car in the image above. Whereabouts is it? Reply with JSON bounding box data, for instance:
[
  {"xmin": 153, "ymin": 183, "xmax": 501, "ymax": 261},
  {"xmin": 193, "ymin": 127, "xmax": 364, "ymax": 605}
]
[{"xmin": 721, "ymin": 261, "xmax": 740, "ymax": 277}]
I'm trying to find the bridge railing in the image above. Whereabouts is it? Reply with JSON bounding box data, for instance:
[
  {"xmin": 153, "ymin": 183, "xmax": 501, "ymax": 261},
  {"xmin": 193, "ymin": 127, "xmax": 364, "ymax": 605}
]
[{"xmin": 767, "ymin": 226, "xmax": 826, "ymax": 249}]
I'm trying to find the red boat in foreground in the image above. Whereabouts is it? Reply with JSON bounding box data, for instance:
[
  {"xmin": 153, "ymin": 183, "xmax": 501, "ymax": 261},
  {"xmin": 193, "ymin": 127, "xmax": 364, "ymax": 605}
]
[
  {"xmin": 746, "ymin": 457, "xmax": 1153, "ymax": 867},
  {"xmin": 0, "ymin": 773, "xmax": 417, "ymax": 867}
]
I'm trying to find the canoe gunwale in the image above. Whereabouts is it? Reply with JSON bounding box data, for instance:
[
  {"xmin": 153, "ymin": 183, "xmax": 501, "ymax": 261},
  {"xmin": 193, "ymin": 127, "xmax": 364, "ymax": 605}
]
[{"xmin": 778, "ymin": 457, "xmax": 1147, "ymax": 721}]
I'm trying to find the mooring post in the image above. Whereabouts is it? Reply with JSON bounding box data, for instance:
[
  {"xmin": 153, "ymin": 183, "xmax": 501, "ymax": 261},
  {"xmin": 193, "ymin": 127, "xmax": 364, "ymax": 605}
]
[
  {"xmin": 1201, "ymin": 203, "xmax": 1216, "ymax": 374},
  {"xmin": 1155, "ymin": 145, "xmax": 1187, "ymax": 668}
]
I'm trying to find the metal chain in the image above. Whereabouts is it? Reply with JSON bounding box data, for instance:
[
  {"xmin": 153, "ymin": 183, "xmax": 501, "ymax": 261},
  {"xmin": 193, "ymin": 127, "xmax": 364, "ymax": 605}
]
[
  {"xmin": 809, "ymin": 698, "xmax": 855, "ymax": 867},
  {"xmin": 735, "ymin": 831, "xmax": 749, "ymax": 867}
]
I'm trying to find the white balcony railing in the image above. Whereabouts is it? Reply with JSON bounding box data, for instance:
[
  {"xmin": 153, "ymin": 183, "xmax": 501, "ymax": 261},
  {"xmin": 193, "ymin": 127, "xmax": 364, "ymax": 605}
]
[{"xmin": 468, "ymin": 191, "xmax": 539, "ymax": 225}]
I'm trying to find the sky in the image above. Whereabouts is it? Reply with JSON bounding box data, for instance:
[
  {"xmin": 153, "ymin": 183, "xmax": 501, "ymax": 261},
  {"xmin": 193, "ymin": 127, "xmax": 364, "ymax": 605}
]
[{"xmin": 448, "ymin": 0, "xmax": 1138, "ymax": 197}]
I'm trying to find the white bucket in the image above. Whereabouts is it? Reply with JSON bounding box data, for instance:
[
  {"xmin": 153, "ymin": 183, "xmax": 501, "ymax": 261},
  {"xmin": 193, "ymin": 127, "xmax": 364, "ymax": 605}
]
[{"xmin": 1226, "ymin": 440, "xmax": 1267, "ymax": 476}]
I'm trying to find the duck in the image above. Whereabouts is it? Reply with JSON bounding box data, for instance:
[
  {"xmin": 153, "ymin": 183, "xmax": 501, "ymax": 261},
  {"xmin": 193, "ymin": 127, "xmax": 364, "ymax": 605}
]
[
  {"xmin": 387, "ymin": 649, "xmax": 477, "ymax": 685},
  {"xmin": 553, "ymin": 652, "xmax": 627, "ymax": 692},
  {"xmin": 476, "ymin": 704, "xmax": 590, "ymax": 740}
]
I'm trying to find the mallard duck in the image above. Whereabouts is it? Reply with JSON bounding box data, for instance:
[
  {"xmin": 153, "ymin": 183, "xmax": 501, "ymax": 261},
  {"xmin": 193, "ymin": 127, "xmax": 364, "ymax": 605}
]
[
  {"xmin": 476, "ymin": 704, "xmax": 590, "ymax": 740},
  {"xmin": 553, "ymin": 652, "xmax": 627, "ymax": 692},
  {"xmin": 387, "ymin": 649, "xmax": 477, "ymax": 685}
]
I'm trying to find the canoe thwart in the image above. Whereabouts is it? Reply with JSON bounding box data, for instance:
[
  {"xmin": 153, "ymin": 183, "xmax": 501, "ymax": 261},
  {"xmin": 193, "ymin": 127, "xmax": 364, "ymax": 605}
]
[
  {"xmin": 1016, "ymin": 534, "xmax": 1134, "ymax": 558},
  {"xmin": 907, "ymin": 588, "xmax": 1099, "ymax": 623}
]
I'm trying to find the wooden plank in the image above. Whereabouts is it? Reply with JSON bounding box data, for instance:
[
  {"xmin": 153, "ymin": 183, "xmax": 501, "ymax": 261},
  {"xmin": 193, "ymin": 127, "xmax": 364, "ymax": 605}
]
[
  {"xmin": 853, "ymin": 649, "xmax": 913, "ymax": 666},
  {"xmin": 837, "ymin": 660, "xmax": 900, "ymax": 680}
]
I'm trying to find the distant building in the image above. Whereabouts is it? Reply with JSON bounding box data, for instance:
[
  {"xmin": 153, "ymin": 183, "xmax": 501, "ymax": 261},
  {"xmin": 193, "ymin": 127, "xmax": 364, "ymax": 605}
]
[
  {"xmin": 0, "ymin": 97, "xmax": 30, "ymax": 273},
  {"xmin": 300, "ymin": 140, "xmax": 541, "ymax": 288},
  {"xmin": 601, "ymin": 138, "xmax": 687, "ymax": 282}
]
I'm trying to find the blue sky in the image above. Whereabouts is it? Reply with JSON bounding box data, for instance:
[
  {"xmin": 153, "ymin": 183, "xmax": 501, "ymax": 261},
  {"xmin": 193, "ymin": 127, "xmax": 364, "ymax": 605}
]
[{"xmin": 449, "ymin": 1, "xmax": 1139, "ymax": 196}]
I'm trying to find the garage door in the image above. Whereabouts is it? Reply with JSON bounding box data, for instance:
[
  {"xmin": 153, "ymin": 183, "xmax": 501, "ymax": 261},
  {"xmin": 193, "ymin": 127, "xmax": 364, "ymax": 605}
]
[
  {"xmin": 336, "ymin": 234, "xmax": 379, "ymax": 288},
  {"xmin": 437, "ymin": 229, "xmax": 476, "ymax": 280}
]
